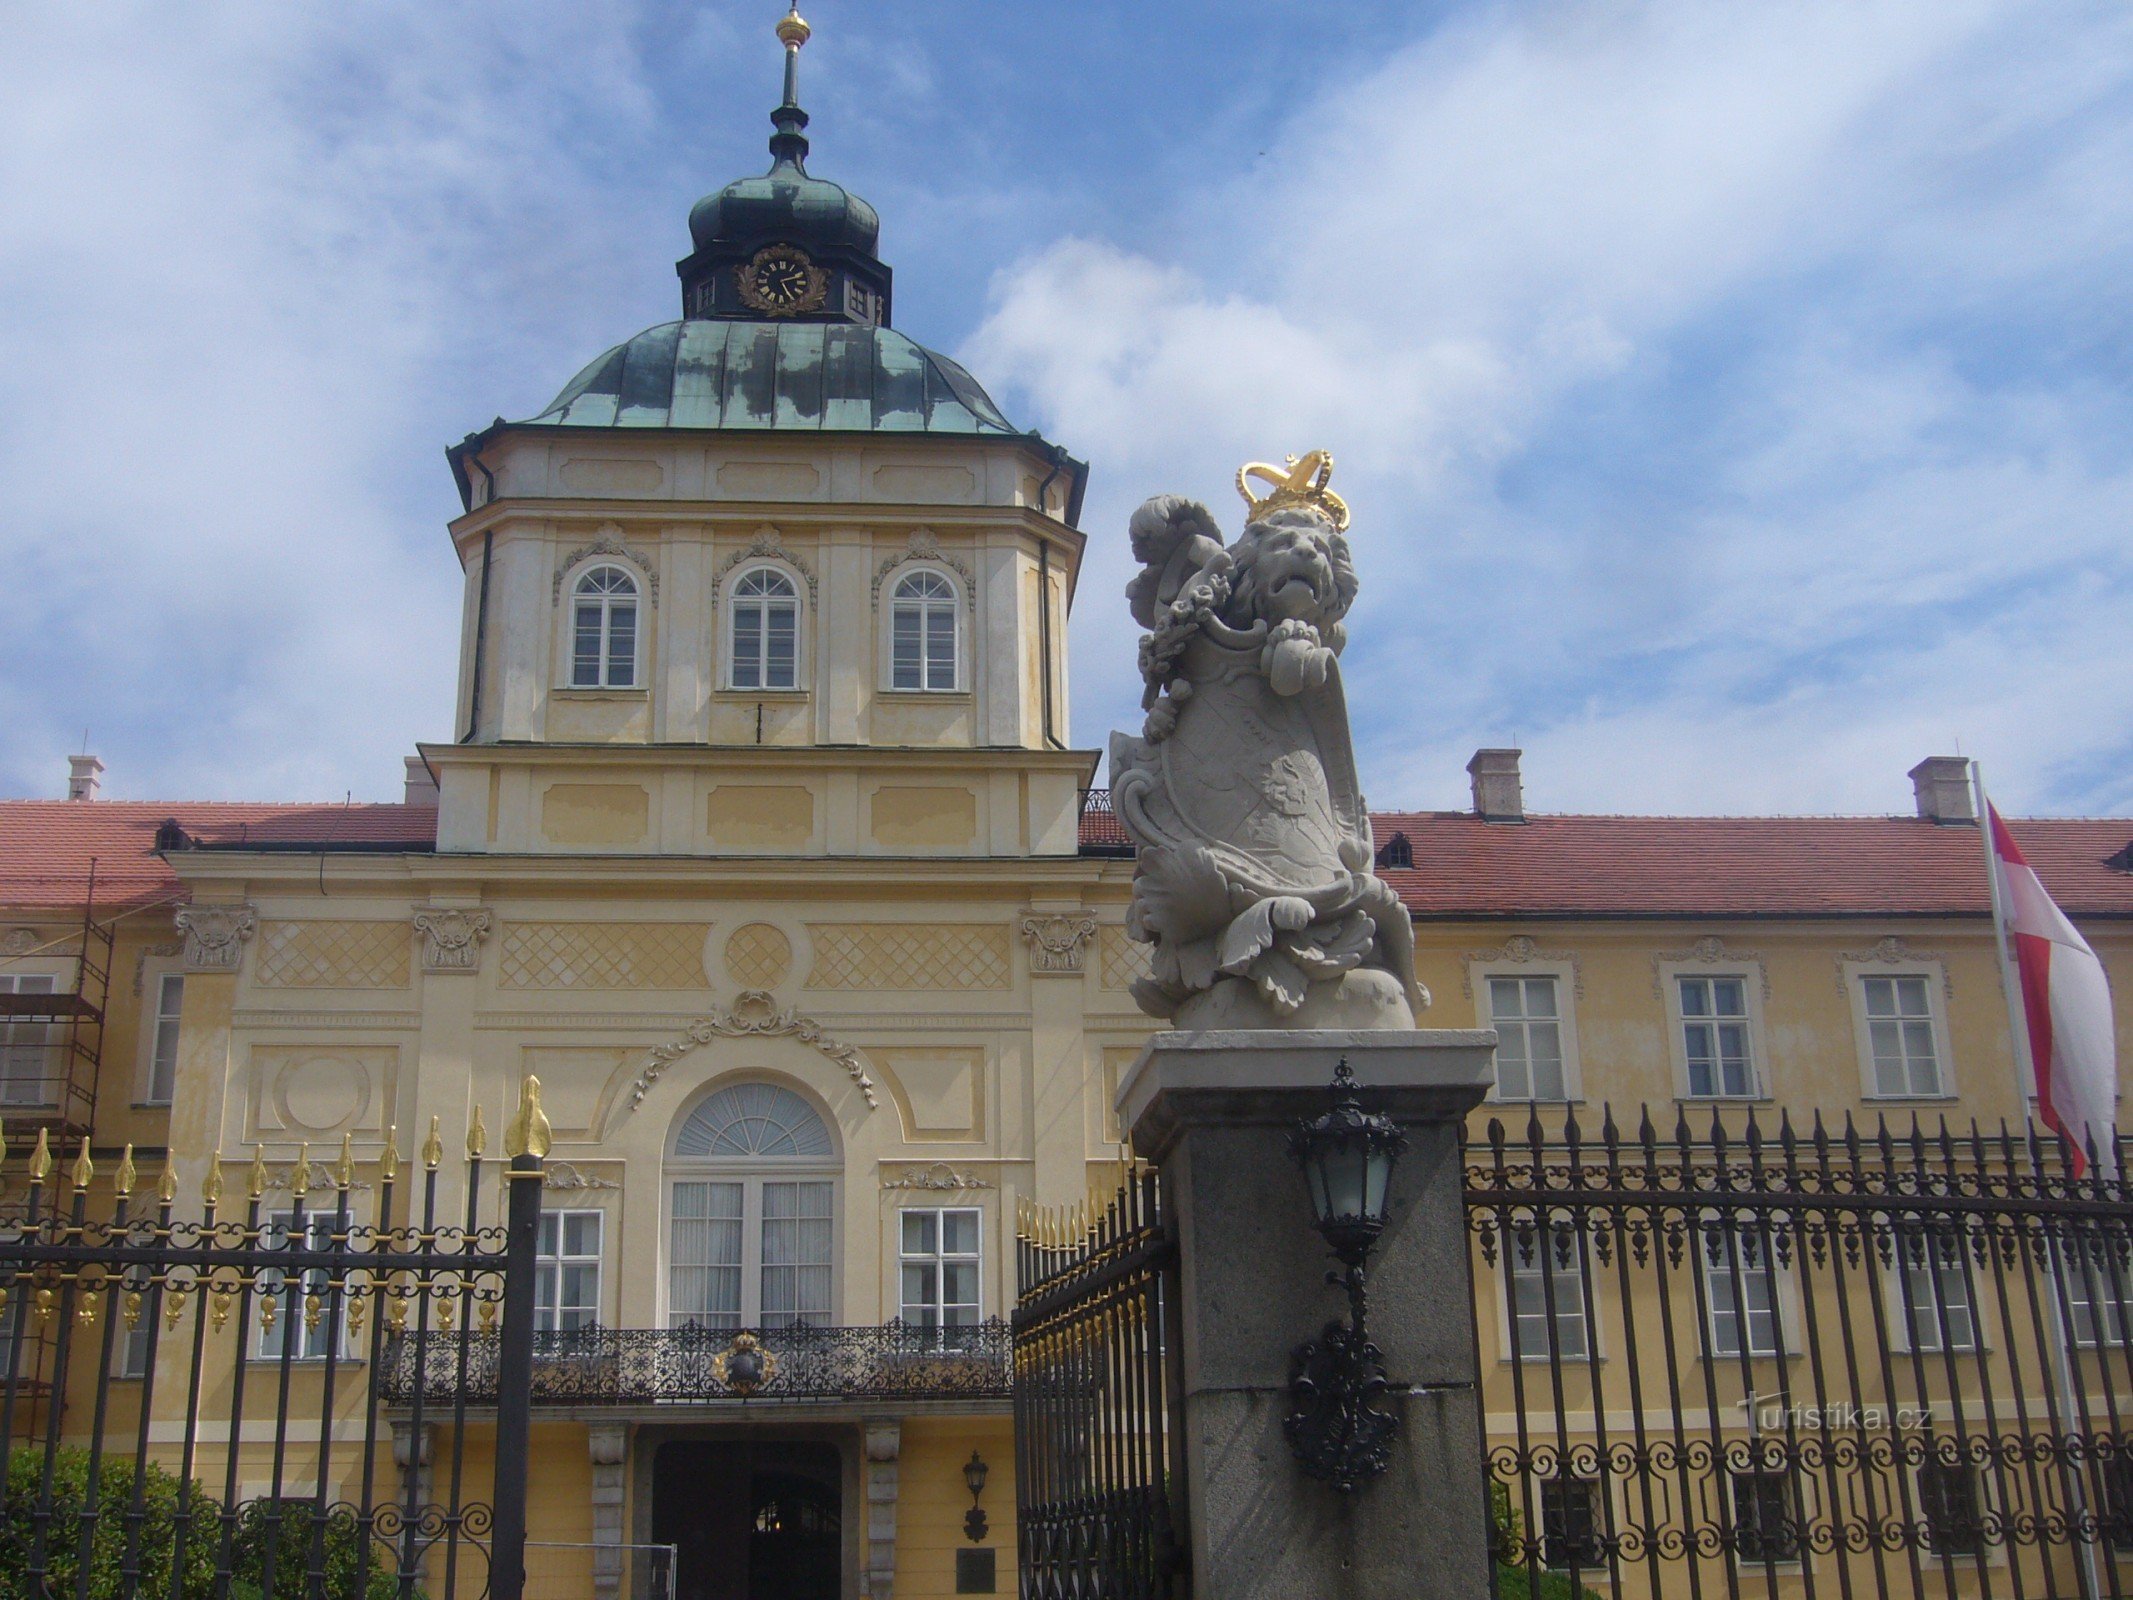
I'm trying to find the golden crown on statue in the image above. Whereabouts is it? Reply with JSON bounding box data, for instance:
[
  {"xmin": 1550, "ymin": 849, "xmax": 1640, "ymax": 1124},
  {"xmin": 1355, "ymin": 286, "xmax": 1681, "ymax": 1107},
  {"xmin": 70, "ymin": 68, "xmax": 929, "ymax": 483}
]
[{"xmin": 1235, "ymin": 449, "xmax": 1349, "ymax": 532}]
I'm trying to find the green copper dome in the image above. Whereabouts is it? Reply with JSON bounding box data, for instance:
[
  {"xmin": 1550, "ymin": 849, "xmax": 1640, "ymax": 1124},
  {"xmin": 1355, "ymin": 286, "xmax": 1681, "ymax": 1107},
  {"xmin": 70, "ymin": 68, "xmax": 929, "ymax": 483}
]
[
  {"xmin": 523, "ymin": 320, "xmax": 1021, "ymax": 434},
  {"xmin": 688, "ymin": 166, "xmax": 879, "ymax": 261}
]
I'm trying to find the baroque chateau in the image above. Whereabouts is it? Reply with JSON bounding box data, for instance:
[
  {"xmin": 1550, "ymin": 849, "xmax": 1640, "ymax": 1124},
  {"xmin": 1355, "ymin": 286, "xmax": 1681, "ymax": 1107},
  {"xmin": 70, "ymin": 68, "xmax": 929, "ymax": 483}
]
[{"xmin": 1, "ymin": 13, "xmax": 2129, "ymax": 1600}]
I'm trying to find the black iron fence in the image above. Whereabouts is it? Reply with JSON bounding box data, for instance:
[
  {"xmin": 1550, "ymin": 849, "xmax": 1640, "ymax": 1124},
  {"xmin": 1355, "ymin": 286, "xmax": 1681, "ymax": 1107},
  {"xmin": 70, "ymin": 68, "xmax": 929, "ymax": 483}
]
[
  {"xmin": 385, "ymin": 1318, "xmax": 1012, "ymax": 1406},
  {"xmin": 1470, "ymin": 1104, "xmax": 2133, "ymax": 1600},
  {"xmin": 0, "ymin": 1085, "xmax": 546, "ymax": 1600},
  {"xmin": 1012, "ymin": 1165, "xmax": 1188, "ymax": 1600}
]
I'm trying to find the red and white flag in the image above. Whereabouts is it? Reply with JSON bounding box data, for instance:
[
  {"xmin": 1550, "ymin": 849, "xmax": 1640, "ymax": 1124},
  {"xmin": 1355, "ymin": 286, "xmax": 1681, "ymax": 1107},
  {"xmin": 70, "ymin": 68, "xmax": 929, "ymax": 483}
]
[{"xmin": 1985, "ymin": 799, "xmax": 2119, "ymax": 1176}]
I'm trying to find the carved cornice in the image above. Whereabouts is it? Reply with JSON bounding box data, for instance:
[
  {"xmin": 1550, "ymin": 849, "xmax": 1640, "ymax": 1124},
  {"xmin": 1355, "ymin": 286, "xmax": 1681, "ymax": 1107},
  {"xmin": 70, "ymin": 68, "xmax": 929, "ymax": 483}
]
[
  {"xmin": 624, "ymin": 990, "xmax": 877, "ymax": 1115},
  {"xmin": 1649, "ymin": 935, "xmax": 1770, "ymax": 1000},
  {"xmin": 1020, "ymin": 912, "xmax": 1097, "ymax": 977},
  {"xmin": 1460, "ymin": 934, "xmax": 1583, "ymax": 999},
  {"xmin": 412, "ymin": 908, "xmax": 492, "ymax": 975},
  {"xmin": 871, "ymin": 528, "xmax": 977, "ymax": 613},
  {"xmin": 717, "ymin": 526, "xmax": 818, "ymax": 606},
  {"xmin": 175, "ymin": 904, "xmax": 257, "ymax": 973},
  {"xmin": 552, "ymin": 523, "xmax": 659, "ymax": 606},
  {"xmin": 880, "ymin": 1162, "xmax": 995, "ymax": 1192},
  {"xmin": 1834, "ymin": 935, "xmax": 1954, "ymax": 999}
]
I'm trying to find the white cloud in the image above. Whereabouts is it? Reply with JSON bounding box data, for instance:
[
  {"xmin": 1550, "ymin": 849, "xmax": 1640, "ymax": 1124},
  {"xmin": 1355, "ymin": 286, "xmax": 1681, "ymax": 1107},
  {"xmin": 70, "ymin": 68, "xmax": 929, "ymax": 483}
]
[{"xmin": 966, "ymin": 0, "xmax": 2133, "ymax": 815}]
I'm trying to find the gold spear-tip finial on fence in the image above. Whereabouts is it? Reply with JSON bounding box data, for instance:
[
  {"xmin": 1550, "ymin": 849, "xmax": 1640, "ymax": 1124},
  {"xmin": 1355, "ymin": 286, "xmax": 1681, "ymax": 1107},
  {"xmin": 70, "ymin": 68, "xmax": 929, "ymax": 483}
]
[
  {"xmin": 203, "ymin": 1151, "xmax": 224, "ymax": 1208},
  {"xmin": 0, "ymin": 1117, "xmax": 8, "ymax": 1169},
  {"xmin": 291, "ymin": 1142, "xmax": 312, "ymax": 1199},
  {"xmin": 505, "ymin": 1075, "xmax": 553, "ymax": 1160},
  {"xmin": 380, "ymin": 1124, "xmax": 399, "ymax": 1183},
  {"xmin": 28, "ymin": 1127, "xmax": 51, "ymax": 1183},
  {"xmin": 467, "ymin": 1104, "xmax": 487, "ymax": 1160},
  {"xmin": 335, "ymin": 1133, "xmax": 355, "ymax": 1191},
  {"xmin": 114, "ymin": 1144, "xmax": 136, "ymax": 1198},
  {"xmin": 422, "ymin": 1116, "xmax": 443, "ymax": 1170},
  {"xmin": 158, "ymin": 1160, "xmax": 178, "ymax": 1205},
  {"xmin": 71, "ymin": 1136, "xmax": 95, "ymax": 1190},
  {"xmin": 247, "ymin": 1146, "xmax": 268, "ymax": 1200}
]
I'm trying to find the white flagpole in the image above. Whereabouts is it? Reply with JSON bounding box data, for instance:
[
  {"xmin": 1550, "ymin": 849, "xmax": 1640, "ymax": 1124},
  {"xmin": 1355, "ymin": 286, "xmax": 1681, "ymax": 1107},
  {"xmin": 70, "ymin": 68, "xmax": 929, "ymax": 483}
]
[{"xmin": 1975, "ymin": 760, "xmax": 2101, "ymax": 1599}]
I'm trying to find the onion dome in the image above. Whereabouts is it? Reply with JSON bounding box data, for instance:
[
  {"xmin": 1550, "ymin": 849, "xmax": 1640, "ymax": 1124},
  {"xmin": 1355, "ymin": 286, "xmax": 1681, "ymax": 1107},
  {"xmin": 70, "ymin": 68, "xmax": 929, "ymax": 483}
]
[{"xmin": 675, "ymin": 5, "xmax": 892, "ymax": 326}]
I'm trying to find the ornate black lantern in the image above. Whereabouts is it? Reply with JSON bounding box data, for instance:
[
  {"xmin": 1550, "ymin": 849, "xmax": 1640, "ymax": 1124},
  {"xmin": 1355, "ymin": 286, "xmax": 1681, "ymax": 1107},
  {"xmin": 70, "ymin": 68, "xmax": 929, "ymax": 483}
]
[
  {"xmin": 1284, "ymin": 1058, "xmax": 1407, "ymax": 1492},
  {"xmin": 962, "ymin": 1449, "xmax": 990, "ymax": 1542}
]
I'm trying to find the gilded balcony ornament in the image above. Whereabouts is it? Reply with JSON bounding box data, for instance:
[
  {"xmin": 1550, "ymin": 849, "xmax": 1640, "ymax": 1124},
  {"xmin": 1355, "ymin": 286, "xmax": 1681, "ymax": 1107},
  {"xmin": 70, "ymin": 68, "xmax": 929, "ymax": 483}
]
[{"xmin": 713, "ymin": 1331, "xmax": 779, "ymax": 1396}]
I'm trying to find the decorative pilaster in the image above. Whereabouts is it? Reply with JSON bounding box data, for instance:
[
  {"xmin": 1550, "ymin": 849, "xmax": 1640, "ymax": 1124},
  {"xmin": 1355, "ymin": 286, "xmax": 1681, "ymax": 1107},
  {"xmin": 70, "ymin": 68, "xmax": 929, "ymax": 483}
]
[
  {"xmin": 588, "ymin": 1424, "xmax": 628, "ymax": 1600},
  {"xmin": 1019, "ymin": 912, "xmax": 1096, "ymax": 976},
  {"xmin": 174, "ymin": 903, "xmax": 256, "ymax": 973},
  {"xmin": 391, "ymin": 1420, "xmax": 435, "ymax": 1513},
  {"xmin": 412, "ymin": 908, "xmax": 493, "ymax": 974},
  {"xmin": 863, "ymin": 1421, "xmax": 901, "ymax": 1599}
]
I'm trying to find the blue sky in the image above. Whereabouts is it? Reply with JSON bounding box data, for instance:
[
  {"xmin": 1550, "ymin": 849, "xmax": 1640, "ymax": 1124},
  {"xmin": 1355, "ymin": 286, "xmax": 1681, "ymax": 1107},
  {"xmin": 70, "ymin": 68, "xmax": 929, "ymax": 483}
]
[{"xmin": 2, "ymin": 1, "xmax": 2129, "ymax": 816}]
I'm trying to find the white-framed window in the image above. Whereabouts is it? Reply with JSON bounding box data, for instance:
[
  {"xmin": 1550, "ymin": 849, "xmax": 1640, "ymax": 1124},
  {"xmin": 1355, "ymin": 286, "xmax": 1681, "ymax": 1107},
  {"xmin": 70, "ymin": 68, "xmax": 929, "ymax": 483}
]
[
  {"xmin": 728, "ymin": 567, "xmax": 800, "ymax": 691},
  {"xmin": 570, "ymin": 564, "xmax": 640, "ymax": 689},
  {"xmin": 144, "ymin": 972, "xmax": 184, "ymax": 1105},
  {"xmin": 2064, "ymin": 1237, "xmax": 2133, "ymax": 1348},
  {"xmin": 536, "ymin": 1210, "xmax": 603, "ymax": 1334},
  {"xmin": 256, "ymin": 1211, "xmax": 343, "ymax": 1362},
  {"xmin": 667, "ymin": 1081, "xmax": 836, "ymax": 1330},
  {"xmin": 1849, "ymin": 970, "xmax": 1951, "ymax": 1099},
  {"xmin": 899, "ymin": 1207, "xmax": 981, "ymax": 1330},
  {"xmin": 1483, "ymin": 973, "xmax": 1573, "ymax": 1102},
  {"xmin": 1675, "ymin": 974, "xmax": 1758, "ymax": 1099},
  {"xmin": 1728, "ymin": 1468, "xmax": 1802, "ymax": 1564},
  {"xmin": 0, "ymin": 973, "xmax": 59, "ymax": 1107},
  {"xmin": 888, "ymin": 569, "xmax": 959, "ymax": 691},
  {"xmin": 1888, "ymin": 1222, "xmax": 1980, "ymax": 1352},
  {"xmin": 1505, "ymin": 1223, "xmax": 1593, "ymax": 1361},
  {"xmin": 1699, "ymin": 1223, "xmax": 1789, "ymax": 1359}
]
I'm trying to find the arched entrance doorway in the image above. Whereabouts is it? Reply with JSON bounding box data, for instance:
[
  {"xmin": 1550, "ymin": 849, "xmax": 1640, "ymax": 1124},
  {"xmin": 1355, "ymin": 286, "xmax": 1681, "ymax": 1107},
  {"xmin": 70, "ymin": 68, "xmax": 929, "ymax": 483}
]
[{"xmin": 652, "ymin": 1438, "xmax": 843, "ymax": 1600}]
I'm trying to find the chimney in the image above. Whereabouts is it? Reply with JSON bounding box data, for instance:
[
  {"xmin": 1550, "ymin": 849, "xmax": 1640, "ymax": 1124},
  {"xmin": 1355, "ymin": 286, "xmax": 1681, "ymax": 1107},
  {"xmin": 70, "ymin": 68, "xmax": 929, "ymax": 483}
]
[
  {"xmin": 1467, "ymin": 748, "xmax": 1524, "ymax": 822},
  {"xmin": 404, "ymin": 755, "xmax": 440, "ymax": 808},
  {"xmin": 1908, "ymin": 755, "xmax": 1975, "ymax": 824},
  {"xmin": 67, "ymin": 754, "xmax": 104, "ymax": 802}
]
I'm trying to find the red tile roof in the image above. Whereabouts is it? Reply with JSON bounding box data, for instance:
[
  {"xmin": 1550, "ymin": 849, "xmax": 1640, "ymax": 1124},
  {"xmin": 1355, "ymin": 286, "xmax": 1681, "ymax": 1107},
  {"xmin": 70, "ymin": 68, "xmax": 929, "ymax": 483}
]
[
  {"xmin": 1079, "ymin": 801, "xmax": 2133, "ymax": 920},
  {"xmin": 0, "ymin": 802, "xmax": 436, "ymax": 914}
]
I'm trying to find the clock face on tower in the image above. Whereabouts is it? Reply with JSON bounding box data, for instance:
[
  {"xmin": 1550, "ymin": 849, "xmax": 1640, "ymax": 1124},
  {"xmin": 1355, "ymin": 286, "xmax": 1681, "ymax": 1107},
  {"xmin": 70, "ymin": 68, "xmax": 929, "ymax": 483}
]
[{"xmin": 736, "ymin": 244, "xmax": 828, "ymax": 316}]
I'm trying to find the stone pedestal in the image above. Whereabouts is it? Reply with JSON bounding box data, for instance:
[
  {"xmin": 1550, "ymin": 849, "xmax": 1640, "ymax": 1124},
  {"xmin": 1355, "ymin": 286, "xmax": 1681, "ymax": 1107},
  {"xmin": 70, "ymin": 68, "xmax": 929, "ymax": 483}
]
[{"xmin": 1117, "ymin": 1029, "xmax": 1496, "ymax": 1600}]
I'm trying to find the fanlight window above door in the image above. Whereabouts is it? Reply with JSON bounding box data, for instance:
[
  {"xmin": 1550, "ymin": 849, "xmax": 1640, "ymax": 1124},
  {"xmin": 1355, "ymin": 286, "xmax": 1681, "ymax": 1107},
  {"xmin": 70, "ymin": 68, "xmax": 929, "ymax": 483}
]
[{"xmin": 674, "ymin": 1081, "xmax": 834, "ymax": 1160}]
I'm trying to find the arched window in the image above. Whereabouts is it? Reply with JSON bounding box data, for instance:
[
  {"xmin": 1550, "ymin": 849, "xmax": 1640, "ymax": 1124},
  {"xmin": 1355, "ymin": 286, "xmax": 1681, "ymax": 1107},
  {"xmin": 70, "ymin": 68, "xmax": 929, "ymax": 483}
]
[
  {"xmin": 889, "ymin": 569, "xmax": 958, "ymax": 691},
  {"xmin": 729, "ymin": 568, "xmax": 799, "ymax": 690},
  {"xmin": 668, "ymin": 1081, "xmax": 835, "ymax": 1330},
  {"xmin": 571, "ymin": 565, "xmax": 639, "ymax": 688}
]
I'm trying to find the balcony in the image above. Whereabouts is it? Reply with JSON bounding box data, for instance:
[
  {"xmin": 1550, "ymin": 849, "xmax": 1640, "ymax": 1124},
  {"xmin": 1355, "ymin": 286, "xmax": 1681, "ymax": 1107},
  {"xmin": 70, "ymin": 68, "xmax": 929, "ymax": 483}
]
[{"xmin": 380, "ymin": 1319, "xmax": 1012, "ymax": 1408}]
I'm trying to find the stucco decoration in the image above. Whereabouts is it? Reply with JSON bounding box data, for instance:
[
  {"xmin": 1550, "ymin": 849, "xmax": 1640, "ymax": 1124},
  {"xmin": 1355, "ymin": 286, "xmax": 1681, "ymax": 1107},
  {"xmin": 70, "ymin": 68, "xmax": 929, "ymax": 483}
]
[
  {"xmin": 1835, "ymin": 935, "xmax": 1954, "ymax": 999},
  {"xmin": 1650, "ymin": 935, "xmax": 1772, "ymax": 1000},
  {"xmin": 412, "ymin": 908, "xmax": 492, "ymax": 974},
  {"xmin": 132, "ymin": 941, "xmax": 183, "ymax": 996},
  {"xmin": 1107, "ymin": 453, "xmax": 1422, "ymax": 1030},
  {"xmin": 552, "ymin": 523, "xmax": 659, "ymax": 606},
  {"xmin": 2, "ymin": 928, "xmax": 40, "ymax": 957},
  {"xmin": 716, "ymin": 526, "xmax": 818, "ymax": 606},
  {"xmin": 1020, "ymin": 912, "xmax": 1097, "ymax": 976},
  {"xmin": 544, "ymin": 1161, "xmax": 620, "ymax": 1192},
  {"xmin": 176, "ymin": 904, "xmax": 257, "ymax": 973},
  {"xmin": 1461, "ymin": 935, "xmax": 1583, "ymax": 1000},
  {"xmin": 881, "ymin": 1163, "xmax": 994, "ymax": 1191},
  {"xmin": 625, "ymin": 990, "xmax": 878, "ymax": 1113},
  {"xmin": 870, "ymin": 528, "xmax": 977, "ymax": 613}
]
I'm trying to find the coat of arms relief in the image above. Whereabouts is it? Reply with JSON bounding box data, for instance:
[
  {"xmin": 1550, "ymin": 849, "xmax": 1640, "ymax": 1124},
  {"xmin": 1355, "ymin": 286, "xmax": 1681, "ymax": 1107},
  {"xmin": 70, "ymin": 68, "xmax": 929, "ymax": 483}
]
[{"xmin": 1110, "ymin": 452, "xmax": 1425, "ymax": 1030}]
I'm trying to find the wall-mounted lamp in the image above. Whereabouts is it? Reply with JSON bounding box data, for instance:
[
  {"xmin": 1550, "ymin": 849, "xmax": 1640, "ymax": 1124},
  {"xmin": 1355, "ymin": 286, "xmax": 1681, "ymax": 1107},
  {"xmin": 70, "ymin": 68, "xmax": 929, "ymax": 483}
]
[
  {"xmin": 1285, "ymin": 1057, "xmax": 1407, "ymax": 1492},
  {"xmin": 962, "ymin": 1449, "xmax": 990, "ymax": 1542}
]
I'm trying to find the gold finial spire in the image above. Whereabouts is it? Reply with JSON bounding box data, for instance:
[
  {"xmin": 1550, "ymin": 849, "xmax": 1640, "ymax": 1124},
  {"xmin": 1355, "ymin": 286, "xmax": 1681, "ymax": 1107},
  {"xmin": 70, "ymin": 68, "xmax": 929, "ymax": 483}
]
[
  {"xmin": 114, "ymin": 1144, "xmax": 137, "ymax": 1198},
  {"xmin": 776, "ymin": 2, "xmax": 812, "ymax": 50},
  {"xmin": 1236, "ymin": 449, "xmax": 1350, "ymax": 531},
  {"xmin": 422, "ymin": 1116, "xmax": 443, "ymax": 1170},
  {"xmin": 28, "ymin": 1127, "xmax": 51, "ymax": 1183},
  {"xmin": 505, "ymin": 1076, "xmax": 553, "ymax": 1161},
  {"xmin": 467, "ymin": 1104, "xmax": 487, "ymax": 1160},
  {"xmin": 71, "ymin": 1136, "xmax": 95, "ymax": 1190},
  {"xmin": 380, "ymin": 1125, "xmax": 400, "ymax": 1183},
  {"xmin": 0, "ymin": 1117, "xmax": 8, "ymax": 1169},
  {"xmin": 335, "ymin": 1134, "xmax": 355, "ymax": 1191},
  {"xmin": 158, "ymin": 1161, "xmax": 178, "ymax": 1205},
  {"xmin": 247, "ymin": 1146, "xmax": 269, "ymax": 1200},
  {"xmin": 203, "ymin": 1150, "xmax": 224, "ymax": 1207},
  {"xmin": 291, "ymin": 1142, "xmax": 312, "ymax": 1200}
]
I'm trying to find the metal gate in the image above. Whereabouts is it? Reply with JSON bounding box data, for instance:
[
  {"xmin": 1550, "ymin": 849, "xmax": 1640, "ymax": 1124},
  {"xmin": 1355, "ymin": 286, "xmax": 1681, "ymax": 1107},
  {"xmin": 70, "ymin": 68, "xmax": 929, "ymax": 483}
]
[
  {"xmin": 0, "ymin": 1082, "xmax": 547, "ymax": 1600},
  {"xmin": 1012, "ymin": 1164, "xmax": 1188, "ymax": 1600},
  {"xmin": 1471, "ymin": 1104, "xmax": 2133, "ymax": 1600}
]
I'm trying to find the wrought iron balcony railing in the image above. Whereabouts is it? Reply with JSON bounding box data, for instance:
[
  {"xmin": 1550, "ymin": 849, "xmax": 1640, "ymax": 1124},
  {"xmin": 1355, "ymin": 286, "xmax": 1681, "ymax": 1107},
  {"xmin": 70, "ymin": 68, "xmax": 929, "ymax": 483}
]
[{"xmin": 380, "ymin": 1319, "xmax": 1012, "ymax": 1407}]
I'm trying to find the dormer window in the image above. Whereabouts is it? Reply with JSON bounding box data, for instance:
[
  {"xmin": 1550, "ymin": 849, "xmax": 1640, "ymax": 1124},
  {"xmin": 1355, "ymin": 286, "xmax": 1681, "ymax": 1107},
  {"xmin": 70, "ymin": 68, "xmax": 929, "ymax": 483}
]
[
  {"xmin": 731, "ymin": 568, "xmax": 799, "ymax": 690},
  {"xmin": 890, "ymin": 570, "xmax": 958, "ymax": 691},
  {"xmin": 571, "ymin": 566, "xmax": 639, "ymax": 688}
]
